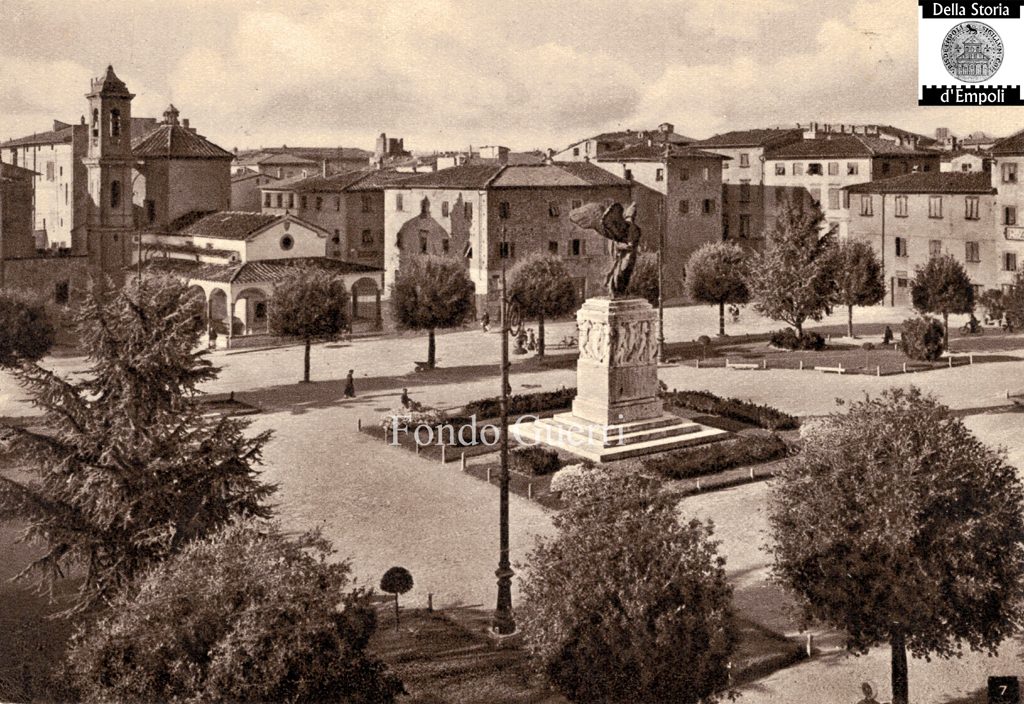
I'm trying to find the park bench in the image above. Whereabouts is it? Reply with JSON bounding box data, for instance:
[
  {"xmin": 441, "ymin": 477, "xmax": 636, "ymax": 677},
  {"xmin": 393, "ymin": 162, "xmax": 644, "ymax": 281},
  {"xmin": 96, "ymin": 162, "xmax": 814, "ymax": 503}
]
[
  {"xmin": 815, "ymin": 365, "xmax": 845, "ymax": 374},
  {"xmin": 725, "ymin": 361, "xmax": 760, "ymax": 371},
  {"xmin": 942, "ymin": 352, "xmax": 974, "ymax": 367}
]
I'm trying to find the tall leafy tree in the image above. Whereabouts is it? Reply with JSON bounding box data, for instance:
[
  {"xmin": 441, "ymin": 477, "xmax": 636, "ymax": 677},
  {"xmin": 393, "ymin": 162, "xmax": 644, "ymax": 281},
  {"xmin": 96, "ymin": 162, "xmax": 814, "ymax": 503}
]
[
  {"xmin": 910, "ymin": 253, "xmax": 974, "ymax": 348},
  {"xmin": 520, "ymin": 469, "xmax": 736, "ymax": 703},
  {"xmin": 999, "ymin": 271, "xmax": 1024, "ymax": 329},
  {"xmin": 0, "ymin": 276, "xmax": 274, "ymax": 611},
  {"xmin": 828, "ymin": 239, "xmax": 886, "ymax": 338},
  {"xmin": 746, "ymin": 199, "xmax": 834, "ymax": 338},
  {"xmin": 66, "ymin": 520, "xmax": 405, "ymax": 703},
  {"xmin": 390, "ymin": 255, "xmax": 475, "ymax": 369},
  {"xmin": 268, "ymin": 266, "xmax": 350, "ymax": 383},
  {"xmin": 685, "ymin": 242, "xmax": 750, "ymax": 336},
  {"xmin": 0, "ymin": 292, "xmax": 55, "ymax": 366},
  {"xmin": 507, "ymin": 253, "xmax": 577, "ymax": 357},
  {"xmin": 624, "ymin": 252, "xmax": 660, "ymax": 307},
  {"xmin": 768, "ymin": 388, "xmax": 1024, "ymax": 704}
]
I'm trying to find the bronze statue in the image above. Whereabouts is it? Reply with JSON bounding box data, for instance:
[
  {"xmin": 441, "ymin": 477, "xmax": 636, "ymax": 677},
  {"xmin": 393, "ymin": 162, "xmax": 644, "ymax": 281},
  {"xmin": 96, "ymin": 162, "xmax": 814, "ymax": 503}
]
[{"xmin": 569, "ymin": 200, "xmax": 642, "ymax": 298}]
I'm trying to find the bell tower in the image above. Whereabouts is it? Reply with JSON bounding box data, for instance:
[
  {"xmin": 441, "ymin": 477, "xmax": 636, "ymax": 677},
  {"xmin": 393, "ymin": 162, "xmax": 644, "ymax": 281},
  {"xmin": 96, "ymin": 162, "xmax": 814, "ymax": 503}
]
[{"xmin": 83, "ymin": 65, "xmax": 136, "ymax": 276}]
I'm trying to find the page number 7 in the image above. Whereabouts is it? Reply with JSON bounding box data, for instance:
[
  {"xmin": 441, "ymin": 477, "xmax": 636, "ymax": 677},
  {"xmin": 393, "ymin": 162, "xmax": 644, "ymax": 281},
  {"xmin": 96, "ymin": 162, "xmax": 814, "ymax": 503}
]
[{"xmin": 990, "ymin": 676, "xmax": 1020, "ymax": 704}]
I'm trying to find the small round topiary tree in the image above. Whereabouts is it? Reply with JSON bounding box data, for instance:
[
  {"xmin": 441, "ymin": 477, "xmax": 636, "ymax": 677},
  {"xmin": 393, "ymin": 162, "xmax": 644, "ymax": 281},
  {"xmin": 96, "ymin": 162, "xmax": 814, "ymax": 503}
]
[
  {"xmin": 900, "ymin": 316, "xmax": 945, "ymax": 361},
  {"xmin": 380, "ymin": 566, "xmax": 414, "ymax": 628}
]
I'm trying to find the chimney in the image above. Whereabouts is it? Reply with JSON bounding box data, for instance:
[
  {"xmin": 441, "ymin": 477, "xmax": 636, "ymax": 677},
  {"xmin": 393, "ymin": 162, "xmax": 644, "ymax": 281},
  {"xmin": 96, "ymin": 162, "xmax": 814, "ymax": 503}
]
[{"xmin": 182, "ymin": 118, "xmax": 190, "ymax": 130}]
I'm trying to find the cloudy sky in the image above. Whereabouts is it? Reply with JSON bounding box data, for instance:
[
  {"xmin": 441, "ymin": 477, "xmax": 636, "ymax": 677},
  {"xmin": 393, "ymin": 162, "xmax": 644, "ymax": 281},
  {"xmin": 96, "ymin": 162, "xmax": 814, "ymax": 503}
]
[{"xmin": 2, "ymin": 0, "xmax": 1021, "ymax": 153}]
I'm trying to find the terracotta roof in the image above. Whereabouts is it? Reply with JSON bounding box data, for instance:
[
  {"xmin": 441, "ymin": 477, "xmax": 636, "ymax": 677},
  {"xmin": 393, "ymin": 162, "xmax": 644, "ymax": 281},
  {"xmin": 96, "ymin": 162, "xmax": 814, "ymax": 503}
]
[
  {"xmin": 844, "ymin": 172, "xmax": 995, "ymax": 194},
  {"xmin": 346, "ymin": 169, "xmax": 415, "ymax": 191},
  {"xmin": 231, "ymin": 171, "xmax": 279, "ymax": 183},
  {"xmin": 490, "ymin": 162, "xmax": 630, "ymax": 188},
  {"xmin": 267, "ymin": 171, "xmax": 370, "ymax": 194},
  {"xmin": 991, "ymin": 130, "xmax": 1024, "ymax": 155},
  {"xmin": 133, "ymin": 124, "xmax": 234, "ymax": 160},
  {"xmin": 0, "ymin": 162, "xmax": 39, "ymax": 179},
  {"xmin": 143, "ymin": 242, "xmax": 237, "ymax": 259},
  {"xmin": 393, "ymin": 164, "xmax": 505, "ymax": 189},
  {"xmin": 144, "ymin": 256, "xmax": 380, "ymax": 284},
  {"xmin": 596, "ymin": 144, "xmax": 729, "ymax": 162},
  {"xmin": 249, "ymin": 153, "xmax": 320, "ymax": 166},
  {"xmin": 175, "ymin": 211, "xmax": 279, "ymax": 239},
  {"xmin": 0, "ymin": 126, "xmax": 75, "ymax": 149},
  {"xmin": 765, "ymin": 135, "xmax": 935, "ymax": 159},
  {"xmin": 569, "ymin": 129, "xmax": 694, "ymax": 149},
  {"xmin": 692, "ymin": 128, "xmax": 803, "ymax": 149}
]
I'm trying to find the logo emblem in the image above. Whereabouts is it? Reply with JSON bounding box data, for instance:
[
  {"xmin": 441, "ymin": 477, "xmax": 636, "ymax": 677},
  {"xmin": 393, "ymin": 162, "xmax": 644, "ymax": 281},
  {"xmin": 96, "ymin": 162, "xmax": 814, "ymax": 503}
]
[{"xmin": 941, "ymin": 22, "xmax": 1003, "ymax": 83}]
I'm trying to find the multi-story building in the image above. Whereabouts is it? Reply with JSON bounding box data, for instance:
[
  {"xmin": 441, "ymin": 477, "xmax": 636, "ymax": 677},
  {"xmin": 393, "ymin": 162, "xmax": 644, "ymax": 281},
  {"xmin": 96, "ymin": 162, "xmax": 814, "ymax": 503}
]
[
  {"xmin": 845, "ymin": 172, "xmax": 999, "ymax": 305},
  {"xmin": 592, "ymin": 144, "xmax": 726, "ymax": 295},
  {"xmin": 940, "ymin": 150, "xmax": 991, "ymax": 173},
  {"xmin": 690, "ymin": 128, "xmax": 804, "ymax": 185},
  {"xmin": 381, "ymin": 161, "xmax": 633, "ymax": 317},
  {"xmin": 764, "ymin": 135, "xmax": 941, "ymax": 239},
  {"xmin": 231, "ymin": 171, "xmax": 280, "ymax": 211},
  {"xmin": 258, "ymin": 168, "xmax": 410, "ymax": 268},
  {"xmin": 554, "ymin": 123, "xmax": 692, "ymax": 162}
]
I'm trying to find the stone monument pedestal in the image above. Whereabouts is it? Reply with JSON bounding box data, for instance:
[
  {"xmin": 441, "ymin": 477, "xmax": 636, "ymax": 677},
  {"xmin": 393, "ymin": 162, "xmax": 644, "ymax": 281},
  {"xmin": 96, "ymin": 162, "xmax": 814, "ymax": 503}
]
[{"xmin": 512, "ymin": 297, "xmax": 727, "ymax": 462}]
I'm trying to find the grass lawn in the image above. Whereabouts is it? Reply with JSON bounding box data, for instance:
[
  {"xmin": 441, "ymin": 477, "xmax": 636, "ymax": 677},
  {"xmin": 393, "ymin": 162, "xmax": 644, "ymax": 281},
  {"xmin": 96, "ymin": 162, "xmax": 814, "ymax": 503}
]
[{"xmin": 370, "ymin": 608, "xmax": 803, "ymax": 703}]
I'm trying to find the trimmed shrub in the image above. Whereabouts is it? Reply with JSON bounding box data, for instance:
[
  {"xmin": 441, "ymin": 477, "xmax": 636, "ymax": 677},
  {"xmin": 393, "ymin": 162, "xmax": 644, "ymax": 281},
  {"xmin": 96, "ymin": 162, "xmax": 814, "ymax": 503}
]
[
  {"xmin": 379, "ymin": 406, "xmax": 447, "ymax": 432},
  {"xmin": 464, "ymin": 387, "xmax": 576, "ymax": 419},
  {"xmin": 862, "ymin": 342, "xmax": 875, "ymax": 351},
  {"xmin": 549, "ymin": 463, "xmax": 595, "ymax": 496},
  {"xmin": 642, "ymin": 434, "xmax": 789, "ymax": 481},
  {"xmin": 663, "ymin": 390, "xmax": 799, "ymax": 431},
  {"xmin": 769, "ymin": 328, "xmax": 826, "ymax": 351},
  {"xmin": 510, "ymin": 446, "xmax": 561, "ymax": 476},
  {"xmin": 900, "ymin": 316, "xmax": 945, "ymax": 361}
]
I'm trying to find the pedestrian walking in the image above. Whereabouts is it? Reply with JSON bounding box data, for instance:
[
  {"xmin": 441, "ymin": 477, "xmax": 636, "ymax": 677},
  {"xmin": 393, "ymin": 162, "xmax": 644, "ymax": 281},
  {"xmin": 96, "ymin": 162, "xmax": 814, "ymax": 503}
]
[
  {"xmin": 481, "ymin": 312, "xmax": 490, "ymax": 332},
  {"xmin": 882, "ymin": 325, "xmax": 893, "ymax": 345},
  {"xmin": 855, "ymin": 682, "xmax": 880, "ymax": 704},
  {"xmin": 344, "ymin": 369, "xmax": 356, "ymax": 398}
]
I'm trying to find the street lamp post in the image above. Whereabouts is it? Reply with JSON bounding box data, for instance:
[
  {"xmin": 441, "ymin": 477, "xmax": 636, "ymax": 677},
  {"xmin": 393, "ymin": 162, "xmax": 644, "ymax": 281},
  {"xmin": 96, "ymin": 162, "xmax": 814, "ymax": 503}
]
[
  {"xmin": 493, "ymin": 239, "xmax": 520, "ymax": 635},
  {"xmin": 657, "ymin": 171, "xmax": 667, "ymax": 363}
]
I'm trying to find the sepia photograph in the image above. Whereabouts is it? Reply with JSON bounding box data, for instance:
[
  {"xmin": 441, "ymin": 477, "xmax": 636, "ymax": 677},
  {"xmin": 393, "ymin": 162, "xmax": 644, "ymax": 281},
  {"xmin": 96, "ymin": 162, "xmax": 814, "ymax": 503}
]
[{"xmin": 2, "ymin": 1, "xmax": 1024, "ymax": 702}]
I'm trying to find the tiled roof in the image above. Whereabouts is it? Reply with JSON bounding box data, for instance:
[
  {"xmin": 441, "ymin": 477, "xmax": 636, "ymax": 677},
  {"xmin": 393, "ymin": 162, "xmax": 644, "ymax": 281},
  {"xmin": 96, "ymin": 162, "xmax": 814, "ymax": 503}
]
[
  {"xmin": 132, "ymin": 124, "xmax": 234, "ymax": 160},
  {"xmin": 0, "ymin": 126, "xmax": 75, "ymax": 149},
  {"xmin": 175, "ymin": 212, "xmax": 279, "ymax": 240},
  {"xmin": 490, "ymin": 162, "xmax": 630, "ymax": 188},
  {"xmin": 144, "ymin": 256, "xmax": 380, "ymax": 284},
  {"xmin": 991, "ymin": 130, "xmax": 1024, "ymax": 155},
  {"xmin": 692, "ymin": 128, "xmax": 803, "ymax": 148},
  {"xmin": 347, "ymin": 169, "xmax": 415, "ymax": 192},
  {"xmin": 393, "ymin": 164, "xmax": 505, "ymax": 189},
  {"xmin": 0, "ymin": 162, "xmax": 39, "ymax": 179},
  {"xmin": 941, "ymin": 149, "xmax": 991, "ymax": 160},
  {"xmin": 596, "ymin": 144, "xmax": 729, "ymax": 162},
  {"xmin": 251, "ymin": 153, "xmax": 320, "ymax": 166},
  {"xmin": 271, "ymin": 171, "xmax": 370, "ymax": 194},
  {"xmin": 143, "ymin": 242, "xmax": 237, "ymax": 259},
  {"xmin": 765, "ymin": 135, "xmax": 934, "ymax": 159},
  {"xmin": 845, "ymin": 172, "xmax": 995, "ymax": 194},
  {"xmin": 231, "ymin": 171, "xmax": 279, "ymax": 183},
  {"xmin": 93, "ymin": 66, "xmax": 131, "ymax": 96}
]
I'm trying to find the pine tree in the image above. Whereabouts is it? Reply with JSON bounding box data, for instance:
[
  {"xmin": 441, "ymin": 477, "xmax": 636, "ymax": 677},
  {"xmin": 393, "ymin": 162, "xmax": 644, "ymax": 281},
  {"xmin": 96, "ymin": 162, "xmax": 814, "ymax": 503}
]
[{"xmin": 0, "ymin": 276, "xmax": 275, "ymax": 611}]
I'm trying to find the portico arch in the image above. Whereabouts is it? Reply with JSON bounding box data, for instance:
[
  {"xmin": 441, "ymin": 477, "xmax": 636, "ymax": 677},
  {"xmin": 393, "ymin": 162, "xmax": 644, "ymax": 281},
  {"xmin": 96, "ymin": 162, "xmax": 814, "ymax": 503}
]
[{"xmin": 351, "ymin": 276, "xmax": 381, "ymax": 323}]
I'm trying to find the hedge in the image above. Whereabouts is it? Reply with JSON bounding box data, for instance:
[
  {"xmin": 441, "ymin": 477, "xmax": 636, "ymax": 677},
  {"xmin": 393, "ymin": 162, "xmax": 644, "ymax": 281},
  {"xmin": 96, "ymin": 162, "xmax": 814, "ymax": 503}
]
[
  {"xmin": 463, "ymin": 387, "xmax": 576, "ymax": 419},
  {"xmin": 663, "ymin": 390, "xmax": 799, "ymax": 431},
  {"xmin": 642, "ymin": 433, "xmax": 789, "ymax": 481},
  {"xmin": 510, "ymin": 446, "xmax": 561, "ymax": 476}
]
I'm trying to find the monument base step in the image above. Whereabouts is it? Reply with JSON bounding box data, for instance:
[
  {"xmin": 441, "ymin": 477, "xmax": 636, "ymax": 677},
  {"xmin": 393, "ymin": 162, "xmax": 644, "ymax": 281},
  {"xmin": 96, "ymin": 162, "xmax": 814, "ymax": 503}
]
[{"xmin": 511, "ymin": 413, "xmax": 729, "ymax": 462}]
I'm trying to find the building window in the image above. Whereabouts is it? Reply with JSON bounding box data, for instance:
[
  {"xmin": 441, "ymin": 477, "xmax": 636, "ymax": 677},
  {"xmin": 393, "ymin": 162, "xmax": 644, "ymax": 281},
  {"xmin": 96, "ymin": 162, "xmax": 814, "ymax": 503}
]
[
  {"xmin": 287, "ymin": 194, "xmax": 294, "ymax": 209},
  {"xmin": 464, "ymin": 201, "xmax": 473, "ymax": 219},
  {"xmin": 335, "ymin": 196, "xmax": 341, "ymax": 211},
  {"xmin": 655, "ymin": 168, "xmax": 664, "ymax": 182},
  {"xmin": 928, "ymin": 195, "xmax": 943, "ymax": 218},
  {"xmin": 965, "ymin": 196, "xmax": 980, "ymax": 220},
  {"xmin": 549, "ymin": 241, "xmax": 558, "ymax": 254},
  {"xmin": 895, "ymin": 195, "xmax": 908, "ymax": 217},
  {"xmin": 91, "ymin": 109, "xmax": 99, "ymax": 138},
  {"xmin": 420, "ymin": 197, "xmax": 429, "ymax": 216},
  {"xmin": 110, "ymin": 180, "xmax": 121, "ymax": 208},
  {"xmin": 1006, "ymin": 206, "xmax": 1018, "ymax": 226},
  {"xmin": 809, "ymin": 188, "xmax": 821, "ymax": 206},
  {"xmin": 572, "ymin": 147, "xmax": 580, "ymax": 157},
  {"xmin": 775, "ymin": 163, "xmax": 786, "ymax": 176},
  {"xmin": 966, "ymin": 241, "xmax": 980, "ymax": 262},
  {"xmin": 276, "ymin": 193, "xmax": 283, "ymax": 208},
  {"xmin": 548, "ymin": 201, "xmax": 560, "ymax": 217},
  {"xmin": 860, "ymin": 195, "xmax": 873, "ymax": 216},
  {"xmin": 702, "ymin": 199, "xmax": 716, "ymax": 214},
  {"xmin": 332, "ymin": 230, "xmax": 341, "ymax": 245},
  {"xmin": 442, "ymin": 201, "xmax": 449, "ymax": 217},
  {"xmin": 739, "ymin": 181, "xmax": 751, "ymax": 203},
  {"xmin": 45, "ymin": 162, "xmax": 54, "ymax": 181},
  {"xmin": 828, "ymin": 188, "xmax": 840, "ymax": 210},
  {"xmin": 739, "ymin": 214, "xmax": 751, "ymax": 238},
  {"xmin": 499, "ymin": 201, "xmax": 511, "ymax": 218},
  {"xmin": 1003, "ymin": 163, "xmax": 1018, "ymax": 183},
  {"xmin": 847, "ymin": 162, "xmax": 859, "ymax": 176},
  {"xmin": 420, "ymin": 235, "xmax": 428, "ymax": 254},
  {"xmin": 929, "ymin": 240, "xmax": 942, "ymax": 257},
  {"xmin": 499, "ymin": 241, "xmax": 514, "ymax": 258},
  {"xmin": 571, "ymin": 199, "xmax": 582, "ymax": 210},
  {"xmin": 109, "ymin": 109, "xmax": 121, "ymax": 138},
  {"xmin": 739, "ymin": 153, "xmax": 750, "ymax": 168},
  {"xmin": 54, "ymin": 281, "xmax": 69, "ymax": 306},
  {"xmin": 441, "ymin": 239, "xmax": 450, "ymax": 254},
  {"xmin": 703, "ymin": 167, "xmax": 710, "ymax": 180},
  {"xmin": 361, "ymin": 229, "xmax": 373, "ymax": 245},
  {"xmin": 680, "ymin": 167, "xmax": 690, "ymax": 181},
  {"xmin": 679, "ymin": 199, "xmax": 689, "ymax": 214},
  {"xmin": 808, "ymin": 163, "xmax": 823, "ymax": 176},
  {"xmin": 1005, "ymin": 252, "xmax": 1018, "ymax": 271},
  {"xmin": 828, "ymin": 162, "xmax": 839, "ymax": 176},
  {"xmin": 624, "ymin": 169, "xmax": 633, "ymax": 181},
  {"xmin": 280, "ymin": 234, "xmax": 294, "ymax": 251},
  {"xmin": 315, "ymin": 197, "xmax": 323, "ymax": 211},
  {"xmin": 793, "ymin": 163, "xmax": 804, "ymax": 176},
  {"xmin": 145, "ymin": 199, "xmax": 156, "ymax": 223},
  {"xmin": 361, "ymin": 195, "xmax": 373, "ymax": 213},
  {"xmin": 264, "ymin": 193, "xmax": 271, "ymax": 208},
  {"xmin": 570, "ymin": 239, "xmax": 582, "ymax": 256},
  {"xmin": 882, "ymin": 162, "xmax": 891, "ymax": 176},
  {"xmin": 396, "ymin": 193, "xmax": 404, "ymax": 211},
  {"xmin": 895, "ymin": 237, "xmax": 908, "ymax": 258},
  {"xmin": 300, "ymin": 195, "xmax": 308, "ymax": 210}
]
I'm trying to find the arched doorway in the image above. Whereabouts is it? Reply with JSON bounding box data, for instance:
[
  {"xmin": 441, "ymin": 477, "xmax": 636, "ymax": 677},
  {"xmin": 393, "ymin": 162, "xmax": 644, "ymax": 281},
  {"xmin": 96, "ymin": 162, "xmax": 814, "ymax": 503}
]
[
  {"xmin": 351, "ymin": 277, "xmax": 381, "ymax": 325},
  {"xmin": 234, "ymin": 287, "xmax": 270, "ymax": 336},
  {"xmin": 208, "ymin": 288, "xmax": 229, "ymax": 336}
]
